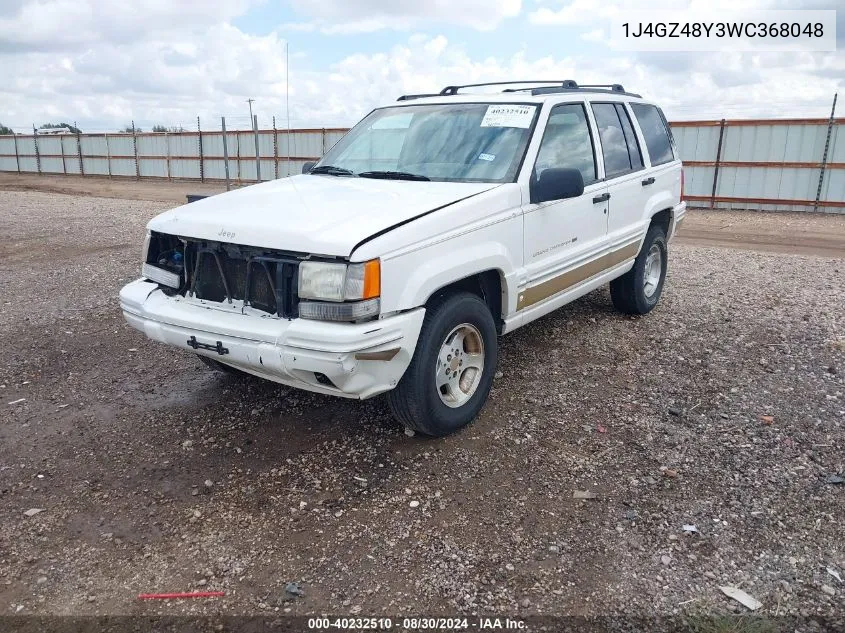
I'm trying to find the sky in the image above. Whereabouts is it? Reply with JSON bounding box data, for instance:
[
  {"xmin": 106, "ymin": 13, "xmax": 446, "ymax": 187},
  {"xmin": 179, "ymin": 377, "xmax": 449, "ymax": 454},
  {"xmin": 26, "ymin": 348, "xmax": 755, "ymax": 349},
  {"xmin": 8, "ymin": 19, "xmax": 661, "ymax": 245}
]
[{"xmin": 0, "ymin": 0, "xmax": 842, "ymax": 133}]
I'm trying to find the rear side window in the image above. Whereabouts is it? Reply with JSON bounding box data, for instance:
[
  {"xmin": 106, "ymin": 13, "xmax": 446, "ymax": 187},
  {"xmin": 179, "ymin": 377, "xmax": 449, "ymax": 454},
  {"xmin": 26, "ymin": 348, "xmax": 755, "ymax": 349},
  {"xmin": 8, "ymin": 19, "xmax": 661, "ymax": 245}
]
[
  {"xmin": 533, "ymin": 103, "xmax": 597, "ymax": 186},
  {"xmin": 591, "ymin": 103, "xmax": 640, "ymax": 179},
  {"xmin": 631, "ymin": 103, "xmax": 675, "ymax": 166}
]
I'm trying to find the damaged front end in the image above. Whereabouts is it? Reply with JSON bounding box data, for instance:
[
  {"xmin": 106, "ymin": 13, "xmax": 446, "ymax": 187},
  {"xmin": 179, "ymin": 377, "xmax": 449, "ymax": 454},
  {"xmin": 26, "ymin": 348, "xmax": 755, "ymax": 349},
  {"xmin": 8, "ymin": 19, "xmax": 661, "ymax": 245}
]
[{"xmin": 141, "ymin": 231, "xmax": 306, "ymax": 319}]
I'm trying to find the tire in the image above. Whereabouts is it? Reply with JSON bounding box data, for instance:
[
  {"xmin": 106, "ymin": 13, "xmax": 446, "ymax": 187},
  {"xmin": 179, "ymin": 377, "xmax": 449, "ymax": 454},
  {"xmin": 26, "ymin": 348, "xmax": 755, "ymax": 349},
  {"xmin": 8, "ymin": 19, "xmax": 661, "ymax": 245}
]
[
  {"xmin": 387, "ymin": 291, "xmax": 498, "ymax": 437},
  {"xmin": 610, "ymin": 224, "xmax": 668, "ymax": 315}
]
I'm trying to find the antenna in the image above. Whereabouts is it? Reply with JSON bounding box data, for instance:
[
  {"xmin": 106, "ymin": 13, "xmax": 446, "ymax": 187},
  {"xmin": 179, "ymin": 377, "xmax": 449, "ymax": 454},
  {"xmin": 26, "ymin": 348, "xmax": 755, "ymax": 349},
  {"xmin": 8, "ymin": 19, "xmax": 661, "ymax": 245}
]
[{"xmin": 286, "ymin": 42, "xmax": 291, "ymax": 176}]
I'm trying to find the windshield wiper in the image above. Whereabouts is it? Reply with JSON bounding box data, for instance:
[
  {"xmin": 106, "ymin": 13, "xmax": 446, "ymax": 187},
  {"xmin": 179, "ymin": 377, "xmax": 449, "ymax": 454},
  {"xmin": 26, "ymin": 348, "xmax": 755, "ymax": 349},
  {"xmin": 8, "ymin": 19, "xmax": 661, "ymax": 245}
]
[
  {"xmin": 310, "ymin": 165, "xmax": 356, "ymax": 176},
  {"xmin": 358, "ymin": 170, "xmax": 430, "ymax": 181}
]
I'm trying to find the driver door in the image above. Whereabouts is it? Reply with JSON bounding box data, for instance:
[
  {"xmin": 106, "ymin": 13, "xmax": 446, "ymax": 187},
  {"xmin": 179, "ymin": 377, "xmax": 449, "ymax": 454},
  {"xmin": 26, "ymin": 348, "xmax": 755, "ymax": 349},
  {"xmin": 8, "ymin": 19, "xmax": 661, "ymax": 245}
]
[{"xmin": 521, "ymin": 102, "xmax": 608, "ymax": 311}]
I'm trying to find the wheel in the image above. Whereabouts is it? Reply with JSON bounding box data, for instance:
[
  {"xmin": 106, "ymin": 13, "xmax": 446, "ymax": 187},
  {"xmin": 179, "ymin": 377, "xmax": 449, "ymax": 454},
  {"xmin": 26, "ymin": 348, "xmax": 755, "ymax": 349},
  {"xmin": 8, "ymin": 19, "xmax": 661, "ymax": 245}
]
[
  {"xmin": 387, "ymin": 292, "xmax": 498, "ymax": 437},
  {"xmin": 610, "ymin": 224, "xmax": 667, "ymax": 315}
]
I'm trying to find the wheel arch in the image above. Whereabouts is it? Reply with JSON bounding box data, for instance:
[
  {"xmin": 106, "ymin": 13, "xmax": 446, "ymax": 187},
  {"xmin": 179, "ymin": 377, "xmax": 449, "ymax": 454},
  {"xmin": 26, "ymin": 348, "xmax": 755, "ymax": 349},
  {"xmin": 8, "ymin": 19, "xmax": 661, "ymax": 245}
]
[{"xmin": 425, "ymin": 270, "xmax": 506, "ymax": 334}]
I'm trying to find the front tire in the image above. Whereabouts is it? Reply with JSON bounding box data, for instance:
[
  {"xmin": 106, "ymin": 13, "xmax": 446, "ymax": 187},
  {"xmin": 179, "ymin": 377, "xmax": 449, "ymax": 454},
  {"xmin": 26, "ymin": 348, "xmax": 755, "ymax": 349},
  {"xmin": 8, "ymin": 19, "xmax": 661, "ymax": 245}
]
[
  {"xmin": 387, "ymin": 292, "xmax": 498, "ymax": 437},
  {"xmin": 610, "ymin": 224, "xmax": 668, "ymax": 315}
]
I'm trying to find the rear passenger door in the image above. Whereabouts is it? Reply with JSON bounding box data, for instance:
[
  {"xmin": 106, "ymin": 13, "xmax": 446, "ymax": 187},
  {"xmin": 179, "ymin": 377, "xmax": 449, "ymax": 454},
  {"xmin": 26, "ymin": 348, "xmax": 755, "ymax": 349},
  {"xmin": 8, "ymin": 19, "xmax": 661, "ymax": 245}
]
[
  {"xmin": 589, "ymin": 102, "xmax": 648, "ymax": 246},
  {"xmin": 629, "ymin": 103, "xmax": 682, "ymax": 217}
]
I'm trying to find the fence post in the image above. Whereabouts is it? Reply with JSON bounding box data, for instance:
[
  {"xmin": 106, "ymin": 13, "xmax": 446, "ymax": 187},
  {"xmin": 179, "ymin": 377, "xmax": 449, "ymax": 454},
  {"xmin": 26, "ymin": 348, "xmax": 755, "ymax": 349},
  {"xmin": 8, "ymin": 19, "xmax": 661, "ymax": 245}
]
[
  {"xmin": 221, "ymin": 116, "xmax": 231, "ymax": 192},
  {"xmin": 60, "ymin": 136, "xmax": 67, "ymax": 175},
  {"xmin": 105, "ymin": 134, "xmax": 112, "ymax": 178},
  {"xmin": 814, "ymin": 93, "xmax": 838, "ymax": 213},
  {"xmin": 236, "ymin": 130, "xmax": 241, "ymax": 184},
  {"xmin": 273, "ymin": 116, "xmax": 279, "ymax": 180},
  {"xmin": 253, "ymin": 114, "xmax": 261, "ymax": 182},
  {"xmin": 197, "ymin": 116, "xmax": 204, "ymax": 183},
  {"xmin": 131, "ymin": 121, "xmax": 140, "ymax": 180},
  {"xmin": 32, "ymin": 126, "xmax": 42, "ymax": 175},
  {"xmin": 321, "ymin": 127, "xmax": 327, "ymax": 155},
  {"xmin": 164, "ymin": 131, "xmax": 171, "ymax": 181},
  {"xmin": 76, "ymin": 129, "xmax": 84, "ymax": 176},
  {"xmin": 13, "ymin": 133, "xmax": 20, "ymax": 173},
  {"xmin": 710, "ymin": 118, "xmax": 726, "ymax": 209}
]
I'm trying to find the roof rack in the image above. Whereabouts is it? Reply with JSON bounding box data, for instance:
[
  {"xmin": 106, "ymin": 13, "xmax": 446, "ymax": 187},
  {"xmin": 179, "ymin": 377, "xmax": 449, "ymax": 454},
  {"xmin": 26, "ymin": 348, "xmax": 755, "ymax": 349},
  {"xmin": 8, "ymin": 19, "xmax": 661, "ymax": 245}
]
[
  {"xmin": 397, "ymin": 80, "xmax": 641, "ymax": 102},
  {"xmin": 439, "ymin": 80, "xmax": 575, "ymax": 95},
  {"xmin": 396, "ymin": 93, "xmax": 441, "ymax": 101}
]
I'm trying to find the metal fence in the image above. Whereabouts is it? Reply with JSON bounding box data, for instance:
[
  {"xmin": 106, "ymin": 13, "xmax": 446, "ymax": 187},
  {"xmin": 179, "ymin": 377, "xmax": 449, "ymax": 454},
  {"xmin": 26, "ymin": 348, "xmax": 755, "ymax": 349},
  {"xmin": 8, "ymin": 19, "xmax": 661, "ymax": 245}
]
[
  {"xmin": 674, "ymin": 116, "xmax": 844, "ymax": 213},
  {"xmin": 1, "ymin": 116, "xmax": 843, "ymax": 212},
  {"xmin": 0, "ymin": 125, "xmax": 347, "ymax": 187}
]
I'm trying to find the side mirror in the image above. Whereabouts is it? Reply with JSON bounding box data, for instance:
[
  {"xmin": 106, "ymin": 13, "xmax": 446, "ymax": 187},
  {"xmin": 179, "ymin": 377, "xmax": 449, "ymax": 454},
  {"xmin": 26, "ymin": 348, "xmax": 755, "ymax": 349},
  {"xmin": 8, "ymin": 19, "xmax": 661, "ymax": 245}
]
[
  {"xmin": 302, "ymin": 161, "xmax": 317, "ymax": 174},
  {"xmin": 530, "ymin": 167, "xmax": 585, "ymax": 204}
]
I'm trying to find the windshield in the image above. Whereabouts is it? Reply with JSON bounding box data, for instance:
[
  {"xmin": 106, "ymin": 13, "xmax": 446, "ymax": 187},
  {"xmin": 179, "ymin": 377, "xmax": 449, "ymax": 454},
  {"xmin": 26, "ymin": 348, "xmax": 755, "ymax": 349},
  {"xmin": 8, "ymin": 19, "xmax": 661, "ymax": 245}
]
[{"xmin": 314, "ymin": 103, "xmax": 539, "ymax": 183}]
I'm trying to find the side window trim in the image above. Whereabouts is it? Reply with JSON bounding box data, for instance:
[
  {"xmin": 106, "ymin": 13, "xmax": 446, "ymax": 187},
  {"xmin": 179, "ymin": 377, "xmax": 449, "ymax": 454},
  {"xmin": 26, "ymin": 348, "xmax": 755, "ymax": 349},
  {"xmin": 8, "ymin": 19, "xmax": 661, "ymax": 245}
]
[
  {"xmin": 614, "ymin": 103, "xmax": 645, "ymax": 173},
  {"xmin": 530, "ymin": 100, "xmax": 600, "ymax": 190},
  {"xmin": 589, "ymin": 100, "xmax": 643, "ymax": 181}
]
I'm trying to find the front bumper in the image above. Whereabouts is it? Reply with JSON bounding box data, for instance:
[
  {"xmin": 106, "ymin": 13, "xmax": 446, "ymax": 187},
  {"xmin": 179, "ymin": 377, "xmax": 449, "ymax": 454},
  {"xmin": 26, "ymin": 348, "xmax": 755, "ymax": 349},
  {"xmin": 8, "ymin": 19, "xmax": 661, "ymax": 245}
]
[{"xmin": 119, "ymin": 280, "xmax": 425, "ymax": 399}]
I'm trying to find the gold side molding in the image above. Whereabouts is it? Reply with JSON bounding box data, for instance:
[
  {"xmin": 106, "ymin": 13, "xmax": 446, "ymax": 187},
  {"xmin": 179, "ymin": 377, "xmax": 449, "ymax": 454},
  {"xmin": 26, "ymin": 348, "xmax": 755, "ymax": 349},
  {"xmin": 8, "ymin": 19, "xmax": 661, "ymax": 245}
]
[{"xmin": 517, "ymin": 242, "xmax": 640, "ymax": 311}]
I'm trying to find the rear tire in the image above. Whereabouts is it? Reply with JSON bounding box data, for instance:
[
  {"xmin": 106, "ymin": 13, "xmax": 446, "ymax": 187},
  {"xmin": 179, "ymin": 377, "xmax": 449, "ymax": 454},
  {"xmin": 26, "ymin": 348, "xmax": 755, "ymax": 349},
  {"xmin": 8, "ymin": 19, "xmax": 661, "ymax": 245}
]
[
  {"xmin": 387, "ymin": 292, "xmax": 497, "ymax": 437},
  {"xmin": 610, "ymin": 224, "xmax": 667, "ymax": 315}
]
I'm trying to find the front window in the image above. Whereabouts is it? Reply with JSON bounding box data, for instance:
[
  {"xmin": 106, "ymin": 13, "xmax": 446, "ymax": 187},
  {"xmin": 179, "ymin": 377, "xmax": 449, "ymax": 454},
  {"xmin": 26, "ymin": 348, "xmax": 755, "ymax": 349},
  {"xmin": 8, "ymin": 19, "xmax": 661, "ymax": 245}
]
[{"xmin": 314, "ymin": 103, "xmax": 539, "ymax": 183}]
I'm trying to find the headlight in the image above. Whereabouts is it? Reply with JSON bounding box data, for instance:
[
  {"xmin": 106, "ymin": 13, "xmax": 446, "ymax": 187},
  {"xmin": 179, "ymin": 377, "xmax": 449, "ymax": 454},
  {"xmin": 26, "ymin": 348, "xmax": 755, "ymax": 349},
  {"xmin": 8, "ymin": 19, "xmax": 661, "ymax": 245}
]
[
  {"xmin": 298, "ymin": 259, "xmax": 380, "ymax": 302},
  {"xmin": 298, "ymin": 259, "xmax": 381, "ymax": 321}
]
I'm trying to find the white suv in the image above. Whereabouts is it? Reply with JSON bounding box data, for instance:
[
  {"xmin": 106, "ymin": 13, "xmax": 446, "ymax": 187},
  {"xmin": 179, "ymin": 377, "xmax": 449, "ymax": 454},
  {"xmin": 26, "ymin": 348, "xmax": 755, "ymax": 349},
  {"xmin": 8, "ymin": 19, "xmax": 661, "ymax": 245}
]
[{"xmin": 120, "ymin": 80, "xmax": 685, "ymax": 436}]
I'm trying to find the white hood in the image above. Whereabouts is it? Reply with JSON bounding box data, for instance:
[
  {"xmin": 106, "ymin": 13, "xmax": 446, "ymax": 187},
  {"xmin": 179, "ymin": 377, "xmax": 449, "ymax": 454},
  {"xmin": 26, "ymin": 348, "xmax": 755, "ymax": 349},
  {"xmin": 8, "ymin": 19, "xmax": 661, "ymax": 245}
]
[{"xmin": 148, "ymin": 175, "xmax": 498, "ymax": 257}]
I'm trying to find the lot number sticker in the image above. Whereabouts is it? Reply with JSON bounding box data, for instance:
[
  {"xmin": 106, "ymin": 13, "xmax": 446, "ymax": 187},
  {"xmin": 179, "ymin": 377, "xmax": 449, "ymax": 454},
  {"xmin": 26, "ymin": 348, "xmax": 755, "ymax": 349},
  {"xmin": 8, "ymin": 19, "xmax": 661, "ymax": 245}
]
[{"xmin": 480, "ymin": 105, "xmax": 536, "ymax": 128}]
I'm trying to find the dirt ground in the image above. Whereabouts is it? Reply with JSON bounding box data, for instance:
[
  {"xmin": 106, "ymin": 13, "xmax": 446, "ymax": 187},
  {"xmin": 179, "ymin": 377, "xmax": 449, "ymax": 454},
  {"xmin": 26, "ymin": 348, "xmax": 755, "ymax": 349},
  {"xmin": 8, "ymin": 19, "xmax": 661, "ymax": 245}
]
[{"xmin": 1, "ymin": 178, "xmax": 843, "ymax": 625}]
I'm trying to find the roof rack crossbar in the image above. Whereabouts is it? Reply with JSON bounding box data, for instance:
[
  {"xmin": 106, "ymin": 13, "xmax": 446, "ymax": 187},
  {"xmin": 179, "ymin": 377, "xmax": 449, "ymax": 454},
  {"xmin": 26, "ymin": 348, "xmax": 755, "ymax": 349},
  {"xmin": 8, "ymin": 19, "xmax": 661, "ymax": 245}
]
[{"xmin": 439, "ymin": 80, "xmax": 577, "ymax": 95}]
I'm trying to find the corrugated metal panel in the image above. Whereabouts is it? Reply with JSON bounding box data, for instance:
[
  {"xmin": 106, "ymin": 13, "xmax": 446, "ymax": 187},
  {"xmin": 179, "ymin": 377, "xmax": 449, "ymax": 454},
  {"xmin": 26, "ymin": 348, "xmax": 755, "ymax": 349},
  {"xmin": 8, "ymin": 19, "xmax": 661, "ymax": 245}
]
[
  {"xmin": 36, "ymin": 136, "xmax": 63, "ymax": 156},
  {"xmin": 136, "ymin": 134, "xmax": 169, "ymax": 158},
  {"xmin": 16, "ymin": 136, "xmax": 36, "ymax": 156},
  {"xmin": 201, "ymin": 134, "xmax": 225, "ymax": 158},
  {"xmin": 39, "ymin": 157, "xmax": 65, "ymax": 173},
  {"xmin": 83, "ymin": 158, "xmax": 110, "ymax": 175},
  {"xmin": 0, "ymin": 157, "xmax": 19, "ymax": 171},
  {"xmin": 110, "ymin": 158, "xmax": 136, "ymax": 177},
  {"xmin": 139, "ymin": 158, "xmax": 167, "ymax": 178},
  {"xmin": 170, "ymin": 134, "xmax": 200, "ymax": 158},
  {"xmin": 170, "ymin": 158, "xmax": 200, "ymax": 179},
  {"xmin": 81, "ymin": 135, "xmax": 109, "ymax": 156},
  {"xmin": 672, "ymin": 125, "xmax": 721, "ymax": 162},
  {"xmin": 0, "ymin": 137, "xmax": 16, "ymax": 154},
  {"xmin": 17, "ymin": 156, "xmax": 38, "ymax": 172},
  {"xmin": 683, "ymin": 166, "xmax": 715, "ymax": 197}
]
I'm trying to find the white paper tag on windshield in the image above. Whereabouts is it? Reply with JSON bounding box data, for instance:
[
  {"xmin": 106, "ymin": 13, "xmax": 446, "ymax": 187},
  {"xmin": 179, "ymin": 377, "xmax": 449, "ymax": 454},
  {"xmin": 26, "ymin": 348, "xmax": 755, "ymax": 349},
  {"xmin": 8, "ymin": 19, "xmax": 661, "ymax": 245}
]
[{"xmin": 480, "ymin": 105, "xmax": 536, "ymax": 129}]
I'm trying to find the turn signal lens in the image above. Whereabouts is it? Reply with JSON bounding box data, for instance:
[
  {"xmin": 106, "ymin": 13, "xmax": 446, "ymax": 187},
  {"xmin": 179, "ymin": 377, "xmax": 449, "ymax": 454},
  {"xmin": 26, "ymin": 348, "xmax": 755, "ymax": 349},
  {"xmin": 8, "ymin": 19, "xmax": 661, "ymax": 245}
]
[
  {"xmin": 362, "ymin": 259, "xmax": 380, "ymax": 299},
  {"xmin": 343, "ymin": 259, "xmax": 380, "ymax": 300}
]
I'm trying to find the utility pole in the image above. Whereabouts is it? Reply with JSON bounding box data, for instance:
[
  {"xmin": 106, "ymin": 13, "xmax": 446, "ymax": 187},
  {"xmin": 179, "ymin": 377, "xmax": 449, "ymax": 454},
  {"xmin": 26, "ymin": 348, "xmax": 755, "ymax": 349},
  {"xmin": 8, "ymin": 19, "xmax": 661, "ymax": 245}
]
[{"xmin": 247, "ymin": 98, "xmax": 260, "ymax": 182}]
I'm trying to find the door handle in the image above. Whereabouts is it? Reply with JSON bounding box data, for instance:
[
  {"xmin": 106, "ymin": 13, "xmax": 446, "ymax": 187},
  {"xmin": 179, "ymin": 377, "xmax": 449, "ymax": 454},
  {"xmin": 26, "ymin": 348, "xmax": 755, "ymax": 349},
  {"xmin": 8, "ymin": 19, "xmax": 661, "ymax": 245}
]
[
  {"xmin": 592, "ymin": 193, "xmax": 610, "ymax": 204},
  {"xmin": 641, "ymin": 177, "xmax": 655, "ymax": 186}
]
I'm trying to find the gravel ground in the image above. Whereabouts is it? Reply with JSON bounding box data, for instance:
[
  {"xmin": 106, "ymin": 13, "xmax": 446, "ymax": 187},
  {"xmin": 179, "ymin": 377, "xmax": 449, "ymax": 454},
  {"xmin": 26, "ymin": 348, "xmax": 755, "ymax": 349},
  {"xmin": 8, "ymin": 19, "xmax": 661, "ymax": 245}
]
[{"xmin": 1, "ymin": 190, "xmax": 843, "ymax": 624}]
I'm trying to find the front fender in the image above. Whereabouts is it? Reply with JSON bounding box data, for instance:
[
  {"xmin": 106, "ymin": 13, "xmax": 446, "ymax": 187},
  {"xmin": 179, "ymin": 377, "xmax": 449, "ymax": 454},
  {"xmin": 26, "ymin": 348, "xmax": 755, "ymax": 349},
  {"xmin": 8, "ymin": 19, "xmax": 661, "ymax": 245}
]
[{"xmin": 388, "ymin": 242, "xmax": 515, "ymax": 314}]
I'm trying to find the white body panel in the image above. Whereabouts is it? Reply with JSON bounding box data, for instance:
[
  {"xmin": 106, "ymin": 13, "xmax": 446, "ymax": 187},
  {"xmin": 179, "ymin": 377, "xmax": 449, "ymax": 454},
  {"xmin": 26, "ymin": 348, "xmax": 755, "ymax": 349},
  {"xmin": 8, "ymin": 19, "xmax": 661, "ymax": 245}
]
[
  {"xmin": 120, "ymin": 88, "xmax": 684, "ymax": 400},
  {"xmin": 149, "ymin": 175, "xmax": 496, "ymax": 257}
]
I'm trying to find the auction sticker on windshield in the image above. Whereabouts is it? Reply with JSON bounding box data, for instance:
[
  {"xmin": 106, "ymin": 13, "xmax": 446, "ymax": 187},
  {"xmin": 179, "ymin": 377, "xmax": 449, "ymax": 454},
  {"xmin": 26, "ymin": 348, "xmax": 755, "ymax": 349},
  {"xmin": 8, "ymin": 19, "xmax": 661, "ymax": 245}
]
[{"xmin": 480, "ymin": 105, "xmax": 536, "ymax": 128}]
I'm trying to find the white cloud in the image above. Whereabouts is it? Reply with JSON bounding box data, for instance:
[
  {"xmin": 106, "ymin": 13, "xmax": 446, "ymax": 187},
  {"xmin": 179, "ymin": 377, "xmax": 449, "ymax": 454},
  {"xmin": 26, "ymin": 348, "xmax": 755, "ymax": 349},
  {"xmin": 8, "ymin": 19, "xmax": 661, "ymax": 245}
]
[
  {"xmin": 0, "ymin": 0, "xmax": 842, "ymax": 134},
  {"xmin": 288, "ymin": 0, "xmax": 522, "ymax": 33}
]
